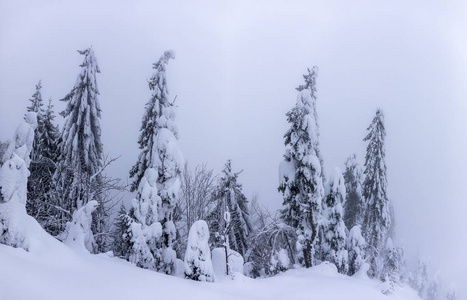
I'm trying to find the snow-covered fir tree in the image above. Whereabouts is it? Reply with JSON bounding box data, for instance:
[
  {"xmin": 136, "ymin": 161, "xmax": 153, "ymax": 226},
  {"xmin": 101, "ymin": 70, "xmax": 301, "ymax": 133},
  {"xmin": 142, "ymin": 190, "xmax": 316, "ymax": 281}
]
[
  {"xmin": 347, "ymin": 225, "xmax": 366, "ymax": 275},
  {"xmin": 361, "ymin": 109, "xmax": 392, "ymax": 276},
  {"xmin": 208, "ymin": 160, "xmax": 252, "ymax": 258},
  {"xmin": 380, "ymin": 238, "xmax": 405, "ymax": 293},
  {"xmin": 184, "ymin": 220, "xmax": 215, "ymax": 282},
  {"xmin": 129, "ymin": 50, "xmax": 183, "ymax": 274},
  {"xmin": 295, "ymin": 66, "xmax": 324, "ymax": 177},
  {"xmin": 279, "ymin": 68, "xmax": 324, "ymax": 268},
  {"xmin": 26, "ymin": 97, "xmax": 61, "ymax": 235},
  {"xmin": 426, "ymin": 272, "xmax": 441, "ymax": 300},
  {"xmin": 321, "ymin": 167, "xmax": 348, "ymax": 274},
  {"xmin": 53, "ymin": 48, "xmax": 105, "ymax": 251},
  {"xmin": 39, "ymin": 98, "xmax": 60, "ymax": 161},
  {"xmin": 129, "ymin": 50, "xmax": 178, "ymax": 192},
  {"xmin": 129, "ymin": 168, "xmax": 164, "ymax": 269},
  {"xmin": 343, "ymin": 154, "xmax": 365, "ymax": 230},
  {"xmin": 26, "ymin": 80, "xmax": 45, "ymax": 162},
  {"xmin": 411, "ymin": 258, "xmax": 430, "ymax": 299},
  {"xmin": 112, "ymin": 205, "xmax": 133, "ymax": 260},
  {"xmin": 446, "ymin": 285, "xmax": 457, "ymax": 300},
  {"xmin": 0, "ymin": 113, "xmax": 37, "ymax": 250}
]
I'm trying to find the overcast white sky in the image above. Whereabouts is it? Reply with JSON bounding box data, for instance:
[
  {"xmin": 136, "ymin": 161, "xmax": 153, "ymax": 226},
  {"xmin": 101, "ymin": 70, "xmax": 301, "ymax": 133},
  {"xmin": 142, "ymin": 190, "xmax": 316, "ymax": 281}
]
[{"xmin": 1, "ymin": 0, "xmax": 466, "ymax": 296}]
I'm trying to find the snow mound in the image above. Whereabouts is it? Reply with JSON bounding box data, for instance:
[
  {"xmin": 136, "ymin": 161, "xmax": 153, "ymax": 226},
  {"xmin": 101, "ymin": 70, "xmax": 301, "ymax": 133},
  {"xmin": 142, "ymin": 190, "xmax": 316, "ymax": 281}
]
[
  {"xmin": 312, "ymin": 261, "xmax": 339, "ymax": 276},
  {"xmin": 353, "ymin": 262, "xmax": 370, "ymax": 280}
]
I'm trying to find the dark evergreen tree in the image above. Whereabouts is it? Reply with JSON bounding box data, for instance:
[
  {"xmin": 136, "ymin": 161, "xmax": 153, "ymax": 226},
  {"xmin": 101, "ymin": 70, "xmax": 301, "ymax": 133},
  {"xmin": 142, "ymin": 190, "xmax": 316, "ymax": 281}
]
[
  {"xmin": 112, "ymin": 205, "xmax": 133, "ymax": 260},
  {"xmin": 54, "ymin": 48, "xmax": 105, "ymax": 251},
  {"xmin": 26, "ymin": 80, "xmax": 45, "ymax": 162},
  {"xmin": 40, "ymin": 98, "xmax": 60, "ymax": 161},
  {"xmin": 361, "ymin": 109, "xmax": 392, "ymax": 276},
  {"xmin": 278, "ymin": 66, "xmax": 324, "ymax": 268},
  {"xmin": 343, "ymin": 154, "xmax": 365, "ymax": 229},
  {"xmin": 25, "ymin": 83, "xmax": 61, "ymax": 235},
  {"xmin": 208, "ymin": 160, "xmax": 252, "ymax": 258}
]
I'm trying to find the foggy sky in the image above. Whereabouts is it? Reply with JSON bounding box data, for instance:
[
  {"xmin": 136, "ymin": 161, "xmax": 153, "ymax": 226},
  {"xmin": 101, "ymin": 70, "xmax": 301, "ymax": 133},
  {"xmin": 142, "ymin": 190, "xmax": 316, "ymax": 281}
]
[{"xmin": 1, "ymin": 0, "xmax": 466, "ymax": 296}]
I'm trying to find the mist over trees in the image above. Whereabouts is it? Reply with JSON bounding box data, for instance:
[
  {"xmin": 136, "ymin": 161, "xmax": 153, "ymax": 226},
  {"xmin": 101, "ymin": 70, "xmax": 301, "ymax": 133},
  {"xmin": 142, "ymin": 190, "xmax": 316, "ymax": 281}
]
[{"xmin": 0, "ymin": 47, "xmax": 456, "ymax": 300}]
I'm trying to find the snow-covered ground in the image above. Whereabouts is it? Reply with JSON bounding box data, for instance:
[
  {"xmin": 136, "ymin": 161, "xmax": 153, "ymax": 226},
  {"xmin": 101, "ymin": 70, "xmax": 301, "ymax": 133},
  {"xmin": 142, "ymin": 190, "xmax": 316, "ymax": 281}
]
[{"xmin": 0, "ymin": 229, "xmax": 421, "ymax": 300}]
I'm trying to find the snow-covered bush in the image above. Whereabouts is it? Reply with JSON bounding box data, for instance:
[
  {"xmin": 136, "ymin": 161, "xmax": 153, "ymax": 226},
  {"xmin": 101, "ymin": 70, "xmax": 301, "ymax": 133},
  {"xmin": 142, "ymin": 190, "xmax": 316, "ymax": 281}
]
[
  {"xmin": 0, "ymin": 154, "xmax": 31, "ymax": 249},
  {"xmin": 212, "ymin": 247, "xmax": 244, "ymax": 279},
  {"xmin": 0, "ymin": 113, "xmax": 37, "ymax": 250},
  {"xmin": 2, "ymin": 112, "xmax": 37, "ymax": 166},
  {"xmin": 270, "ymin": 248, "xmax": 290, "ymax": 275},
  {"xmin": 129, "ymin": 221, "xmax": 155, "ymax": 269},
  {"xmin": 321, "ymin": 167, "xmax": 348, "ymax": 274},
  {"xmin": 184, "ymin": 220, "xmax": 214, "ymax": 282},
  {"xmin": 347, "ymin": 225, "xmax": 366, "ymax": 276},
  {"xmin": 63, "ymin": 200, "xmax": 99, "ymax": 253},
  {"xmin": 248, "ymin": 218, "xmax": 296, "ymax": 278}
]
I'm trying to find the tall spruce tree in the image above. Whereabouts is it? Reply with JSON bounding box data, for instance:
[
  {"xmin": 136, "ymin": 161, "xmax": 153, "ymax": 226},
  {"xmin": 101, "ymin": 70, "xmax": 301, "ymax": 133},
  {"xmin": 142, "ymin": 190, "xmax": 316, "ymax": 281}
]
[
  {"xmin": 26, "ymin": 97, "xmax": 61, "ymax": 235},
  {"xmin": 361, "ymin": 109, "xmax": 392, "ymax": 277},
  {"xmin": 208, "ymin": 160, "xmax": 252, "ymax": 258},
  {"xmin": 129, "ymin": 50, "xmax": 183, "ymax": 274},
  {"xmin": 54, "ymin": 48, "xmax": 104, "ymax": 249},
  {"xmin": 26, "ymin": 80, "xmax": 45, "ymax": 162},
  {"xmin": 295, "ymin": 67, "xmax": 324, "ymax": 177},
  {"xmin": 321, "ymin": 167, "xmax": 348, "ymax": 274},
  {"xmin": 278, "ymin": 67, "xmax": 324, "ymax": 268},
  {"xmin": 343, "ymin": 154, "xmax": 365, "ymax": 229},
  {"xmin": 40, "ymin": 98, "xmax": 60, "ymax": 161}
]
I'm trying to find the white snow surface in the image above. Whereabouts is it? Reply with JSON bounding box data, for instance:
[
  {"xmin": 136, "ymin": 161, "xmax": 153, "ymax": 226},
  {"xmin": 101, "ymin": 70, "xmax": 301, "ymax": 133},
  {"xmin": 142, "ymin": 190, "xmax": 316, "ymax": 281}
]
[
  {"xmin": 0, "ymin": 235, "xmax": 422, "ymax": 300},
  {"xmin": 0, "ymin": 230, "xmax": 422, "ymax": 300}
]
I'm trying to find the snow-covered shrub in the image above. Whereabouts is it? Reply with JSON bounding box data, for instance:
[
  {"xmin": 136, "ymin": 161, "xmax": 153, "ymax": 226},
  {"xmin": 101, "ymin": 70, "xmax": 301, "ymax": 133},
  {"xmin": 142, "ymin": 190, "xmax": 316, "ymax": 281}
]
[
  {"xmin": 380, "ymin": 238, "xmax": 405, "ymax": 292},
  {"xmin": 270, "ymin": 248, "xmax": 290, "ymax": 275},
  {"xmin": 2, "ymin": 112, "xmax": 37, "ymax": 166},
  {"xmin": 129, "ymin": 221, "xmax": 155, "ymax": 269},
  {"xmin": 321, "ymin": 167, "xmax": 348, "ymax": 274},
  {"xmin": 184, "ymin": 220, "xmax": 214, "ymax": 282},
  {"xmin": 212, "ymin": 247, "xmax": 244, "ymax": 279},
  {"xmin": 248, "ymin": 219, "xmax": 296, "ymax": 278},
  {"xmin": 347, "ymin": 225, "xmax": 366, "ymax": 276},
  {"xmin": 63, "ymin": 200, "xmax": 99, "ymax": 253},
  {"xmin": 0, "ymin": 154, "xmax": 31, "ymax": 249}
]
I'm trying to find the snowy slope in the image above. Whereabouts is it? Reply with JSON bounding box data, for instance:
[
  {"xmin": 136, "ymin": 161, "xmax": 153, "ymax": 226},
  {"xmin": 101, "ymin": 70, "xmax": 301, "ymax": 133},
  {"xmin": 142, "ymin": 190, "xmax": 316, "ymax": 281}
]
[{"xmin": 0, "ymin": 232, "xmax": 421, "ymax": 300}]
